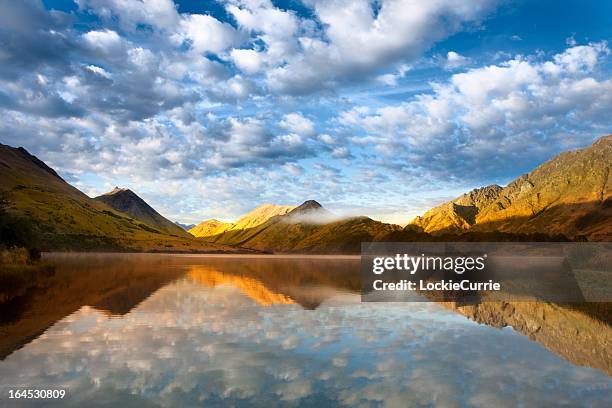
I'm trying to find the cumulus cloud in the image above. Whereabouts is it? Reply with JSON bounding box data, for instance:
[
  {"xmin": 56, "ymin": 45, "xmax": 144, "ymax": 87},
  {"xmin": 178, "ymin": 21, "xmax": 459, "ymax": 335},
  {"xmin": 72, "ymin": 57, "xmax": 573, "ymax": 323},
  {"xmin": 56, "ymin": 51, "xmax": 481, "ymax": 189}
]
[
  {"xmin": 75, "ymin": 0, "xmax": 180, "ymax": 30},
  {"xmin": 82, "ymin": 29, "xmax": 124, "ymax": 54},
  {"xmin": 444, "ymin": 51, "xmax": 471, "ymax": 70},
  {"xmin": 266, "ymin": 0, "xmax": 496, "ymax": 94},
  {"xmin": 225, "ymin": 0, "xmax": 498, "ymax": 94},
  {"xmin": 339, "ymin": 42, "xmax": 612, "ymax": 180},
  {"xmin": 1, "ymin": 1, "xmax": 610, "ymax": 224},
  {"xmin": 376, "ymin": 64, "xmax": 411, "ymax": 86},
  {"xmin": 172, "ymin": 13, "xmax": 242, "ymax": 55},
  {"xmin": 0, "ymin": 0, "xmax": 76, "ymax": 79},
  {"xmin": 203, "ymin": 116, "xmax": 317, "ymax": 170},
  {"xmin": 227, "ymin": 0, "xmax": 300, "ymax": 75},
  {"xmin": 279, "ymin": 113, "xmax": 316, "ymax": 137}
]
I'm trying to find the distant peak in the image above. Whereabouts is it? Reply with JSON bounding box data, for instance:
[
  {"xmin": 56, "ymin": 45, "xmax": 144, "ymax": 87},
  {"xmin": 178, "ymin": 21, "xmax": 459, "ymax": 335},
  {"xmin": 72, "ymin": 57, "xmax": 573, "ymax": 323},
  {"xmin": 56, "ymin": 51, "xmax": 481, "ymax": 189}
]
[
  {"xmin": 106, "ymin": 186, "xmax": 130, "ymax": 195},
  {"xmin": 592, "ymin": 134, "xmax": 612, "ymax": 147},
  {"xmin": 299, "ymin": 200, "xmax": 322, "ymax": 209},
  {"xmin": 201, "ymin": 218, "xmax": 224, "ymax": 224},
  {"xmin": 289, "ymin": 200, "xmax": 323, "ymax": 215}
]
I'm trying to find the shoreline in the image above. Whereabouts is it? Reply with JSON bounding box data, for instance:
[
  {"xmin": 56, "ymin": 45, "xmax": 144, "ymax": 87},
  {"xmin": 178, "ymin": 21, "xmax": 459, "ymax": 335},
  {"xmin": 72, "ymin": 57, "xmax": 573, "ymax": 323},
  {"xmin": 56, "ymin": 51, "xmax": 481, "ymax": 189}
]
[{"xmin": 42, "ymin": 251, "xmax": 362, "ymax": 259}]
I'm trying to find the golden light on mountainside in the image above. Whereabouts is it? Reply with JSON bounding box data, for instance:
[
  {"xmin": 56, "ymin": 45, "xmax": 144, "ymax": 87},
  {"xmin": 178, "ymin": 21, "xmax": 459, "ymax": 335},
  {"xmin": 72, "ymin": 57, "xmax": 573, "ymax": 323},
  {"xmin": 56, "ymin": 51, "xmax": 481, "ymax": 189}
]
[
  {"xmin": 410, "ymin": 135, "xmax": 612, "ymax": 240},
  {"xmin": 189, "ymin": 203, "xmax": 296, "ymax": 238},
  {"xmin": 187, "ymin": 266, "xmax": 294, "ymax": 306},
  {"xmin": 1, "ymin": 136, "xmax": 610, "ymax": 254}
]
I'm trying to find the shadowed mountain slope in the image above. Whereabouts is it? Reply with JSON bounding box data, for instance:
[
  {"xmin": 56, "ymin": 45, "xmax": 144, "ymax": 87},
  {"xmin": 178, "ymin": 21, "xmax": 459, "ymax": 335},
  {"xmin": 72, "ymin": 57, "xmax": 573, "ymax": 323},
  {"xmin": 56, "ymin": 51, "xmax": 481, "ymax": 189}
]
[
  {"xmin": 412, "ymin": 185, "xmax": 503, "ymax": 234},
  {"xmin": 95, "ymin": 187, "xmax": 191, "ymax": 238},
  {"xmin": 0, "ymin": 144, "xmax": 236, "ymax": 252},
  {"xmin": 175, "ymin": 221, "xmax": 196, "ymax": 231},
  {"xmin": 411, "ymin": 135, "xmax": 612, "ymax": 240}
]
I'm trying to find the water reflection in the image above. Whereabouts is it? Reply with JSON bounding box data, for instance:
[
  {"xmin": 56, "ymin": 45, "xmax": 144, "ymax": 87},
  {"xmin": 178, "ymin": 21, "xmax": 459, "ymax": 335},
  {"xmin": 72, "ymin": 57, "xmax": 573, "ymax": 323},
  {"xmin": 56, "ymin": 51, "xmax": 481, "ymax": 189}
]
[{"xmin": 0, "ymin": 253, "xmax": 610, "ymax": 407}]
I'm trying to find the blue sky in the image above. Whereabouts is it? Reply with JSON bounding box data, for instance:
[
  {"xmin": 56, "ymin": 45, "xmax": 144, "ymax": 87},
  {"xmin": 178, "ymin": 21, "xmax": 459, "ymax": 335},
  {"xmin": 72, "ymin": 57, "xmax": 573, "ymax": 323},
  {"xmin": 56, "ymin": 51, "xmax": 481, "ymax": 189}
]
[{"xmin": 1, "ymin": 0, "xmax": 611, "ymax": 224}]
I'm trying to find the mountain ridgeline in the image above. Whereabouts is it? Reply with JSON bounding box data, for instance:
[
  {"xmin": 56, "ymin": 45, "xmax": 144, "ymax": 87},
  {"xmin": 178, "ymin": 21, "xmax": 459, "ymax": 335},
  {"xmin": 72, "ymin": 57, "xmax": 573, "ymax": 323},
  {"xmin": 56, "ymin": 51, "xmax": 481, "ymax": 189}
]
[
  {"xmin": 410, "ymin": 135, "xmax": 611, "ymax": 240},
  {"xmin": 94, "ymin": 187, "xmax": 191, "ymax": 238},
  {"xmin": 0, "ymin": 135, "xmax": 610, "ymax": 254},
  {"xmin": 189, "ymin": 135, "xmax": 611, "ymax": 252},
  {"xmin": 189, "ymin": 203, "xmax": 296, "ymax": 238},
  {"xmin": 191, "ymin": 200, "xmax": 402, "ymax": 252},
  {"xmin": 0, "ymin": 143, "xmax": 235, "ymax": 252}
]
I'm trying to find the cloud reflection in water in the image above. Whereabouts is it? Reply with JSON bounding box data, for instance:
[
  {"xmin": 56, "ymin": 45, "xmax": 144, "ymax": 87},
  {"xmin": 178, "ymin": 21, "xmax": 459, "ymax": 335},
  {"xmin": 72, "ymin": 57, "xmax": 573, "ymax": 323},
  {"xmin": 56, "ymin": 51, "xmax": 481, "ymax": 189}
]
[{"xmin": 0, "ymin": 276, "xmax": 610, "ymax": 407}]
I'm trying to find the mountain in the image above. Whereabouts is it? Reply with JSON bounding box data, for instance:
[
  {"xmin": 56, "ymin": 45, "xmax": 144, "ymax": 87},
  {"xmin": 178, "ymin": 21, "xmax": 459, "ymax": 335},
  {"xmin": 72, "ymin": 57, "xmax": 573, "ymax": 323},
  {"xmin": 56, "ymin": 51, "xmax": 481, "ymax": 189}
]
[
  {"xmin": 412, "ymin": 185, "xmax": 503, "ymax": 234},
  {"xmin": 95, "ymin": 187, "xmax": 191, "ymax": 238},
  {"xmin": 189, "ymin": 203, "xmax": 295, "ymax": 238},
  {"xmin": 0, "ymin": 143, "xmax": 237, "ymax": 252},
  {"xmin": 233, "ymin": 203, "xmax": 297, "ymax": 229},
  {"xmin": 189, "ymin": 219, "xmax": 232, "ymax": 237},
  {"xmin": 410, "ymin": 135, "xmax": 612, "ymax": 240},
  {"xmin": 175, "ymin": 221, "xmax": 196, "ymax": 230},
  {"xmin": 194, "ymin": 200, "xmax": 401, "ymax": 253}
]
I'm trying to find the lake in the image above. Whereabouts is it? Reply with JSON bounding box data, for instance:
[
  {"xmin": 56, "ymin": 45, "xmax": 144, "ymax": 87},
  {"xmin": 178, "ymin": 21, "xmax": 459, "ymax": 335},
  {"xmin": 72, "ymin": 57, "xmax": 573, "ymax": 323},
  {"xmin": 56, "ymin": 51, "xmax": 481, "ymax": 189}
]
[{"xmin": 0, "ymin": 253, "xmax": 610, "ymax": 407}]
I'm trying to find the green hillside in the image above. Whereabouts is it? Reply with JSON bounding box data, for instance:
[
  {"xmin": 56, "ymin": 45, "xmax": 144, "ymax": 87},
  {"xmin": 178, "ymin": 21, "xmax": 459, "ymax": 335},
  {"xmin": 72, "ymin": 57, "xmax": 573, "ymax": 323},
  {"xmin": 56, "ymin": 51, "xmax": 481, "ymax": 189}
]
[{"xmin": 0, "ymin": 144, "xmax": 236, "ymax": 252}]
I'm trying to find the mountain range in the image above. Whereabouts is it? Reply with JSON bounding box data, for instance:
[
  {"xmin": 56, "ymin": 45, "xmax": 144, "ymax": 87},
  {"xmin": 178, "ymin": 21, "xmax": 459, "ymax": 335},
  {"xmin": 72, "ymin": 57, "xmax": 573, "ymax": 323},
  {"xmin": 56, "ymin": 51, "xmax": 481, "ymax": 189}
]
[
  {"xmin": 0, "ymin": 135, "xmax": 610, "ymax": 253},
  {"xmin": 190, "ymin": 200, "xmax": 399, "ymax": 252},
  {"xmin": 0, "ymin": 143, "xmax": 237, "ymax": 252},
  {"xmin": 175, "ymin": 221, "xmax": 196, "ymax": 231},
  {"xmin": 410, "ymin": 135, "xmax": 611, "ymax": 240}
]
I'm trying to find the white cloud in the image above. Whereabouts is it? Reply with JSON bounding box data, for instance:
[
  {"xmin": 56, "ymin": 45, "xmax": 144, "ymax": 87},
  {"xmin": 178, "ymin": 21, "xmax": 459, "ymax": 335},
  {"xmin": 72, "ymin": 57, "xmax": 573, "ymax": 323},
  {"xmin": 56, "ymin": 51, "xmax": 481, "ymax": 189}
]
[
  {"xmin": 318, "ymin": 134, "xmax": 336, "ymax": 144},
  {"xmin": 230, "ymin": 48, "xmax": 265, "ymax": 74},
  {"xmin": 227, "ymin": 0, "xmax": 498, "ymax": 94},
  {"xmin": 173, "ymin": 13, "xmax": 242, "ymax": 55},
  {"xmin": 226, "ymin": 0, "xmax": 301, "ymax": 79},
  {"xmin": 331, "ymin": 146, "xmax": 350, "ymax": 159},
  {"xmin": 444, "ymin": 51, "xmax": 471, "ymax": 70},
  {"xmin": 279, "ymin": 113, "xmax": 316, "ymax": 137},
  {"xmin": 228, "ymin": 1, "xmax": 298, "ymax": 37},
  {"xmin": 552, "ymin": 42, "xmax": 609, "ymax": 73},
  {"xmin": 207, "ymin": 75, "xmax": 255, "ymax": 102},
  {"xmin": 376, "ymin": 64, "xmax": 411, "ymax": 86},
  {"xmin": 82, "ymin": 29, "xmax": 123, "ymax": 53},
  {"xmin": 76, "ymin": 0, "xmax": 180, "ymax": 30},
  {"xmin": 85, "ymin": 65, "xmax": 111, "ymax": 78},
  {"xmin": 283, "ymin": 163, "xmax": 304, "ymax": 176},
  {"xmin": 339, "ymin": 42, "xmax": 612, "ymax": 178},
  {"xmin": 77, "ymin": 0, "xmax": 243, "ymax": 60}
]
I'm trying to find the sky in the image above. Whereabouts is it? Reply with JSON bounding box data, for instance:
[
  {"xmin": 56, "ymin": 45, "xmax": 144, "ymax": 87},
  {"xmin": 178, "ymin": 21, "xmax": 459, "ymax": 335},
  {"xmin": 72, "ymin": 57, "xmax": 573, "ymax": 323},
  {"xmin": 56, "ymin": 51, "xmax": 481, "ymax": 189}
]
[{"xmin": 0, "ymin": 0, "xmax": 611, "ymax": 225}]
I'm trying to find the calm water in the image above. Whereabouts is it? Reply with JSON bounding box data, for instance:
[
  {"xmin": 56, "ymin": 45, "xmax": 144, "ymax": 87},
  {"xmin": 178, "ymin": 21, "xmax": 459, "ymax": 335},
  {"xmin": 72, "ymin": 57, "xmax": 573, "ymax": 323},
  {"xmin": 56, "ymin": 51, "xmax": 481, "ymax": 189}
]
[{"xmin": 0, "ymin": 253, "xmax": 610, "ymax": 407}]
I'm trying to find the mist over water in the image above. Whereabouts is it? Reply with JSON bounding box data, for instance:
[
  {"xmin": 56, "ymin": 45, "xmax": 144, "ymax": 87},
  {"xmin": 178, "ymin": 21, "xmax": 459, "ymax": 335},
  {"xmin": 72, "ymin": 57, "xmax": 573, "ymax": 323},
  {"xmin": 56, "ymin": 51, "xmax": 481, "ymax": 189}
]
[{"xmin": 0, "ymin": 254, "xmax": 610, "ymax": 407}]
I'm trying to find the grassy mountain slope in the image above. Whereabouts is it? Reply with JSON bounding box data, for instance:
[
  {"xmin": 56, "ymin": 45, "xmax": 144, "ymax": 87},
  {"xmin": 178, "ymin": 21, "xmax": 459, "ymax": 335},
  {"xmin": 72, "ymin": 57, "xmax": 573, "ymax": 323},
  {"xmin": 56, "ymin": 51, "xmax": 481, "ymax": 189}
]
[
  {"xmin": 189, "ymin": 203, "xmax": 295, "ymax": 238},
  {"xmin": 0, "ymin": 144, "xmax": 236, "ymax": 252},
  {"xmin": 198, "ymin": 201, "xmax": 401, "ymax": 253},
  {"xmin": 95, "ymin": 187, "xmax": 191, "ymax": 238},
  {"xmin": 410, "ymin": 135, "xmax": 612, "ymax": 240},
  {"xmin": 412, "ymin": 185, "xmax": 503, "ymax": 234},
  {"xmin": 189, "ymin": 219, "xmax": 232, "ymax": 237}
]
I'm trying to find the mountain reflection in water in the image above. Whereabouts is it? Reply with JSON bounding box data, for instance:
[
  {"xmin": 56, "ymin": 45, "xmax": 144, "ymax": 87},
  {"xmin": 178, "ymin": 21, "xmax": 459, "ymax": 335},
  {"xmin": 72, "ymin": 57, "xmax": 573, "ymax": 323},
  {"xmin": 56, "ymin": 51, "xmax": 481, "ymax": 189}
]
[{"xmin": 0, "ymin": 253, "xmax": 610, "ymax": 407}]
